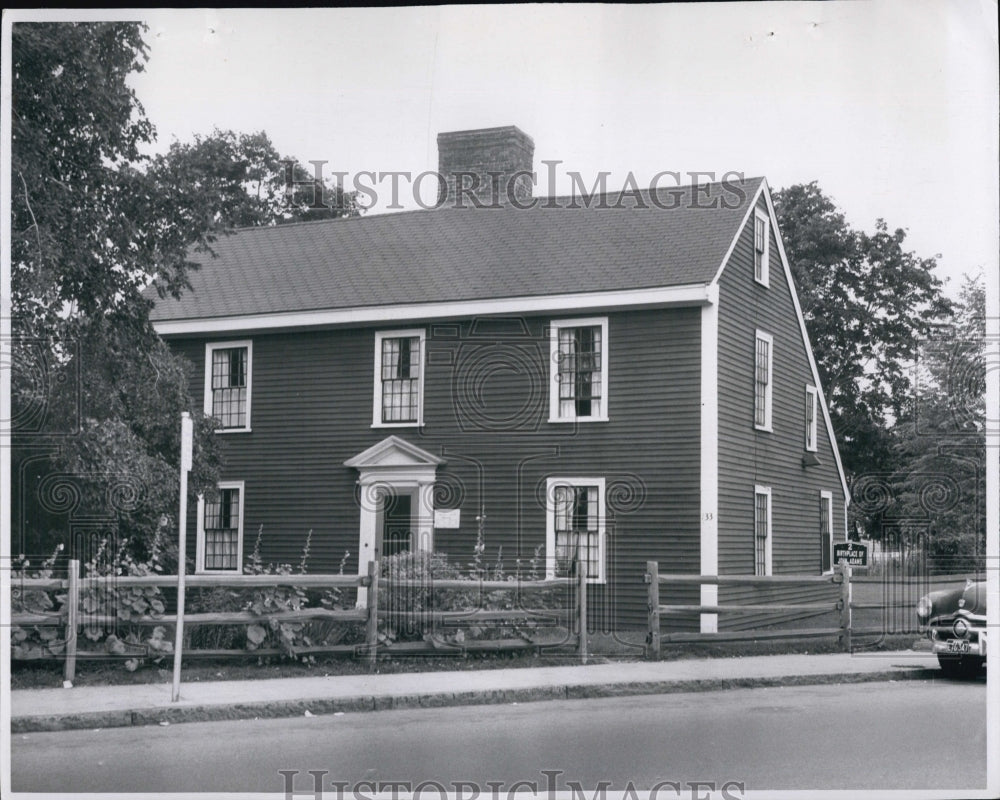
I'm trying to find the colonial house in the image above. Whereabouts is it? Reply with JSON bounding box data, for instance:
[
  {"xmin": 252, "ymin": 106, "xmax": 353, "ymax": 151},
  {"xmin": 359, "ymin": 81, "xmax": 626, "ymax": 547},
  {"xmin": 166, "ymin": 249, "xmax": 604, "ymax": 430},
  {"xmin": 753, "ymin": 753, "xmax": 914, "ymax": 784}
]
[{"xmin": 149, "ymin": 126, "xmax": 848, "ymax": 633}]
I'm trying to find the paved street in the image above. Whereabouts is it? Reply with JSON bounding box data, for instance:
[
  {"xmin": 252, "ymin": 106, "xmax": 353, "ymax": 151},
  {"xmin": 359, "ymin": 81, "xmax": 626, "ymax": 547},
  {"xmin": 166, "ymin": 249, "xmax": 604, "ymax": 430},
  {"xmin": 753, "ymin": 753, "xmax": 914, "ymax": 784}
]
[{"xmin": 11, "ymin": 679, "xmax": 986, "ymax": 794}]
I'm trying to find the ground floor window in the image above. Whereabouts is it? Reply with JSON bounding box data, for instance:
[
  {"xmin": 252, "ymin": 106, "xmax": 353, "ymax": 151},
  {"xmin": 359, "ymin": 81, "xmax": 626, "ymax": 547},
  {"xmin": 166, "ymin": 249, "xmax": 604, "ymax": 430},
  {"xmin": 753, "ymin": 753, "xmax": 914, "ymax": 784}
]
[
  {"xmin": 546, "ymin": 477, "xmax": 606, "ymax": 583},
  {"xmin": 198, "ymin": 481, "xmax": 244, "ymax": 572},
  {"xmin": 820, "ymin": 490, "xmax": 833, "ymax": 573},
  {"xmin": 754, "ymin": 485, "xmax": 772, "ymax": 576}
]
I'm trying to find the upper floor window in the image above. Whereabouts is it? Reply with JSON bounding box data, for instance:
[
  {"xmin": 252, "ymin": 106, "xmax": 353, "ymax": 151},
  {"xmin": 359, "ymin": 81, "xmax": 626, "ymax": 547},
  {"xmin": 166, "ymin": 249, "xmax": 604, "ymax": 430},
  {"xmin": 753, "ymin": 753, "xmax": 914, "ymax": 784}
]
[
  {"xmin": 754, "ymin": 208, "xmax": 770, "ymax": 286},
  {"xmin": 205, "ymin": 341, "xmax": 252, "ymax": 432},
  {"xmin": 754, "ymin": 330, "xmax": 773, "ymax": 431},
  {"xmin": 754, "ymin": 485, "xmax": 772, "ymax": 577},
  {"xmin": 374, "ymin": 329, "xmax": 425, "ymax": 426},
  {"xmin": 546, "ymin": 477, "xmax": 606, "ymax": 583},
  {"xmin": 805, "ymin": 386, "xmax": 819, "ymax": 451},
  {"xmin": 549, "ymin": 317, "xmax": 609, "ymax": 422},
  {"xmin": 197, "ymin": 481, "xmax": 244, "ymax": 573},
  {"xmin": 820, "ymin": 491, "xmax": 833, "ymax": 574}
]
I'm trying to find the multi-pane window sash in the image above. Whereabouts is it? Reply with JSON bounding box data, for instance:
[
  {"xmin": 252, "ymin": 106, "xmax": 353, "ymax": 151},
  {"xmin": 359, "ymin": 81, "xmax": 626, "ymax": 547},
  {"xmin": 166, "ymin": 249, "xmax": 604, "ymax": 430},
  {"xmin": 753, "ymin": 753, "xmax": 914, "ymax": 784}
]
[
  {"xmin": 820, "ymin": 494, "xmax": 832, "ymax": 573},
  {"xmin": 754, "ymin": 335, "xmax": 770, "ymax": 428},
  {"xmin": 553, "ymin": 484, "xmax": 601, "ymax": 580},
  {"xmin": 754, "ymin": 490, "xmax": 769, "ymax": 577},
  {"xmin": 381, "ymin": 336, "xmax": 421, "ymax": 423},
  {"xmin": 558, "ymin": 326, "xmax": 603, "ymax": 418},
  {"xmin": 805, "ymin": 387, "xmax": 818, "ymax": 451},
  {"xmin": 204, "ymin": 488, "xmax": 240, "ymax": 571},
  {"xmin": 754, "ymin": 214, "xmax": 767, "ymax": 282},
  {"xmin": 212, "ymin": 347, "xmax": 248, "ymax": 428}
]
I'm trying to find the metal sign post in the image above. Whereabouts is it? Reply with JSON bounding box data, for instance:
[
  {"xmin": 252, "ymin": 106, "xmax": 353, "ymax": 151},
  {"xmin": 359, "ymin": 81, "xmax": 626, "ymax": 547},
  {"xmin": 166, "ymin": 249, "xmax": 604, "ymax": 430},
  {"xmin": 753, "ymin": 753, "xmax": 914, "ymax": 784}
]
[{"xmin": 171, "ymin": 412, "xmax": 193, "ymax": 703}]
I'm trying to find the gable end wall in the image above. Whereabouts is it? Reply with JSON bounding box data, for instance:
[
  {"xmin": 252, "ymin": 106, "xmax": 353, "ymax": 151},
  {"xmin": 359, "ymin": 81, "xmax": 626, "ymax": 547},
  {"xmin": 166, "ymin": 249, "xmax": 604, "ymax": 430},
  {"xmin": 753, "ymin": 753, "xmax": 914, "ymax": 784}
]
[{"xmin": 715, "ymin": 195, "xmax": 847, "ymax": 628}]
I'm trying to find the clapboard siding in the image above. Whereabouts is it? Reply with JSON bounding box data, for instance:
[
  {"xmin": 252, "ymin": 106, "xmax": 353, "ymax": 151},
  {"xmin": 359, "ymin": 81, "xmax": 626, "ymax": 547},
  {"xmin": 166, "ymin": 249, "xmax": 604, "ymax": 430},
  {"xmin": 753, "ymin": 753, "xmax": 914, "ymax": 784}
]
[
  {"xmin": 715, "ymin": 196, "xmax": 847, "ymax": 628},
  {"xmin": 168, "ymin": 307, "xmax": 702, "ymax": 629}
]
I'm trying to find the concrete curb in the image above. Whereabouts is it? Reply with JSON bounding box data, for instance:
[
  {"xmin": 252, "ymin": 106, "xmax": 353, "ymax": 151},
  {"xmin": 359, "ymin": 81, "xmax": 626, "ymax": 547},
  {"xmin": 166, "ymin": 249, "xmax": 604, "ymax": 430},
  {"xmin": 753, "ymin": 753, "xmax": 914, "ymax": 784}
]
[{"xmin": 11, "ymin": 667, "xmax": 941, "ymax": 733}]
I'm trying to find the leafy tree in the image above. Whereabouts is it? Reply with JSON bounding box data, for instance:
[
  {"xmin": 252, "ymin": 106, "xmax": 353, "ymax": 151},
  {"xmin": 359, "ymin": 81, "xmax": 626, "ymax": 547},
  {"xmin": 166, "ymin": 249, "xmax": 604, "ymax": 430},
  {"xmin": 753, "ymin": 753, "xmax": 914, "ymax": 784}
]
[
  {"xmin": 11, "ymin": 25, "xmax": 356, "ymax": 338},
  {"xmin": 11, "ymin": 23, "xmax": 361, "ymax": 564},
  {"xmin": 25, "ymin": 320, "xmax": 223, "ymax": 561},
  {"xmin": 773, "ymin": 182, "xmax": 953, "ymax": 482},
  {"xmin": 11, "ymin": 22, "xmax": 162, "ymax": 337},
  {"xmin": 9, "ymin": 21, "xmax": 224, "ymax": 562},
  {"xmin": 146, "ymin": 128, "xmax": 359, "ymax": 231},
  {"xmin": 890, "ymin": 275, "xmax": 985, "ymax": 572}
]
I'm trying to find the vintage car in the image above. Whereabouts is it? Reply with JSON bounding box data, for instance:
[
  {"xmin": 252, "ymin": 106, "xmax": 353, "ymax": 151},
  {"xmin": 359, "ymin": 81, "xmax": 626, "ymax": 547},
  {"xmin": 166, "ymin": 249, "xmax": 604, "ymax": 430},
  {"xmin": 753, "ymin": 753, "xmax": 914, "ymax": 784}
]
[{"xmin": 916, "ymin": 579, "xmax": 986, "ymax": 677}]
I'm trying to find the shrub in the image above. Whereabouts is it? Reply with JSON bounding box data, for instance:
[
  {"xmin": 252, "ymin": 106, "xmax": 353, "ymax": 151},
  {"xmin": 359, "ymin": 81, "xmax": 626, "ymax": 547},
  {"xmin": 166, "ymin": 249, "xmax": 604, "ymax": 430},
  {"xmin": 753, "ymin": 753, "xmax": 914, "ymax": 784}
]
[
  {"xmin": 12, "ymin": 524, "xmax": 360, "ymax": 670},
  {"xmin": 377, "ymin": 545, "xmax": 569, "ymax": 648},
  {"xmin": 79, "ymin": 528, "xmax": 173, "ymax": 671},
  {"xmin": 11, "ymin": 544, "xmax": 68, "ymax": 660},
  {"xmin": 186, "ymin": 527, "xmax": 359, "ymax": 663},
  {"xmin": 11, "ymin": 526, "xmax": 173, "ymax": 672}
]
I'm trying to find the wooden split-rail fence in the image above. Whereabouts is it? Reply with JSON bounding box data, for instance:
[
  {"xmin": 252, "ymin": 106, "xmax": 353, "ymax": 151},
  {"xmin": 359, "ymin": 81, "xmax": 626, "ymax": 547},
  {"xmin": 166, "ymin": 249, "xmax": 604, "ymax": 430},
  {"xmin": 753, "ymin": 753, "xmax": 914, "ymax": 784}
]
[
  {"xmin": 15, "ymin": 559, "xmax": 971, "ymax": 683},
  {"xmin": 643, "ymin": 561, "xmax": 976, "ymax": 659},
  {"xmin": 12, "ymin": 560, "xmax": 590, "ymax": 684}
]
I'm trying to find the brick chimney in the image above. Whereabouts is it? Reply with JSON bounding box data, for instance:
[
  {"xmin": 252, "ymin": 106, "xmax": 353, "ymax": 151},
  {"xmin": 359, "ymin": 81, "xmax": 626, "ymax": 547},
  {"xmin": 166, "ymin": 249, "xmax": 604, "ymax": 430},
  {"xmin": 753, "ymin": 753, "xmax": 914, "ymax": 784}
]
[{"xmin": 437, "ymin": 126, "xmax": 534, "ymax": 207}]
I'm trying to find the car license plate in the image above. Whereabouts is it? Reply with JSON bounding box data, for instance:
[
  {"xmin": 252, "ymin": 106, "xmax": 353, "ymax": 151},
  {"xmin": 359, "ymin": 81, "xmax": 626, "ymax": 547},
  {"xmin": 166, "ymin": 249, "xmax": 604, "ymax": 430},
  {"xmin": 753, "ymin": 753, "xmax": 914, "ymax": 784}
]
[{"xmin": 946, "ymin": 639, "xmax": 972, "ymax": 654}]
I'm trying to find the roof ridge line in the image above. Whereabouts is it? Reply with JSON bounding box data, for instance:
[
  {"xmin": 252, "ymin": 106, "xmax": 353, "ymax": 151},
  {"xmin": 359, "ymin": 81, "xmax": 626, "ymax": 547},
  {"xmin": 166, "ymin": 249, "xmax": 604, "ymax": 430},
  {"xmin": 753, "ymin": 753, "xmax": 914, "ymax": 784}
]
[{"xmin": 213, "ymin": 176, "xmax": 765, "ymax": 234}]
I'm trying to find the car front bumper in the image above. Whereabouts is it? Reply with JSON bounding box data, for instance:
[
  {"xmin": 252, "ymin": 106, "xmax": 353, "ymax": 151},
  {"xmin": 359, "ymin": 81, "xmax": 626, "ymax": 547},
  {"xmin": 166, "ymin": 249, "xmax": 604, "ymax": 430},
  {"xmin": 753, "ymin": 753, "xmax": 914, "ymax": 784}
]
[{"xmin": 929, "ymin": 628, "xmax": 987, "ymax": 657}]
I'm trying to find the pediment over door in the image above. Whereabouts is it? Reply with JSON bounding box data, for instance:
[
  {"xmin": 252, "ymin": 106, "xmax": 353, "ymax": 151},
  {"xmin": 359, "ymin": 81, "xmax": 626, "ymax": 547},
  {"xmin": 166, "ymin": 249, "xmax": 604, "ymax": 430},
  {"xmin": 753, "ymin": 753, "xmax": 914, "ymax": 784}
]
[
  {"xmin": 347, "ymin": 436, "xmax": 443, "ymax": 598},
  {"xmin": 344, "ymin": 435, "xmax": 445, "ymax": 470}
]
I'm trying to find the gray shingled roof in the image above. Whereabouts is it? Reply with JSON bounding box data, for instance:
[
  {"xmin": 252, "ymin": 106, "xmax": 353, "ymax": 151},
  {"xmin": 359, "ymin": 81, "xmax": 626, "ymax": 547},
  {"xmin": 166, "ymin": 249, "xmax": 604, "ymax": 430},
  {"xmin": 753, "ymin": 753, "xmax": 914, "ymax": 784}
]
[{"xmin": 149, "ymin": 178, "xmax": 763, "ymax": 322}]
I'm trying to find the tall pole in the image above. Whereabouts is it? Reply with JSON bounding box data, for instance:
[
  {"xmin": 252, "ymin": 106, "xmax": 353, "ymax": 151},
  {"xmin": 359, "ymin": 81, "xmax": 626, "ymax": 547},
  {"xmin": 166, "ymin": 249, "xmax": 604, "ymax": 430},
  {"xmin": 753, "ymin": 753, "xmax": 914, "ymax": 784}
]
[{"xmin": 172, "ymin": 412, "xmax": 193, "ymax": 702}]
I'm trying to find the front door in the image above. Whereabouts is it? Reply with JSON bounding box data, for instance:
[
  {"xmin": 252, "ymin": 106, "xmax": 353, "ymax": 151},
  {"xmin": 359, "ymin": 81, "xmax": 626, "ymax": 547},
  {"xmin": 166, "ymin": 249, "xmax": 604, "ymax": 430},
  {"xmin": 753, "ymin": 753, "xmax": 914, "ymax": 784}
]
[{"xmin": 381, "ymin": 492, "xmax": 412, "ymax": 557}]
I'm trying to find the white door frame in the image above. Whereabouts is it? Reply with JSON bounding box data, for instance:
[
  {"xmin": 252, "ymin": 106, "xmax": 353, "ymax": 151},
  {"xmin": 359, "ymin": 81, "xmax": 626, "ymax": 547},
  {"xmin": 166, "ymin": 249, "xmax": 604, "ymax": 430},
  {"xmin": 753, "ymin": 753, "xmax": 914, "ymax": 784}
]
[{"xmin": 345, "ymin": 436, "xmax": 444, "ymax": 607}]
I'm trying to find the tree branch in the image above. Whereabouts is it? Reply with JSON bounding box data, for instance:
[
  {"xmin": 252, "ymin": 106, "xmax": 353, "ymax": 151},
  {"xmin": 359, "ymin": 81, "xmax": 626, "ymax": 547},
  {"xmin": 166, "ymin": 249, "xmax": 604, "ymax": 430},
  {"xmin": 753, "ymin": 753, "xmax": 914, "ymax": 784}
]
[{"xmin": 17, "ymin": 170, "xmax": 44, "ymax": 266}]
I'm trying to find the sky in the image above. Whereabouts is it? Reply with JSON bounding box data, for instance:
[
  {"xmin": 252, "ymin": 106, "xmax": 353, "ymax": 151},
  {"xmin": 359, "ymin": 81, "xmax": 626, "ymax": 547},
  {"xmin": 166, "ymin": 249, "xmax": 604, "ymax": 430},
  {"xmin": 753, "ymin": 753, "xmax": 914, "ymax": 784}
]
[
  {"xmin": 118, "ymin": 2, "xmax": 1000, "ymax": 300},
  {"xmin": 5, "ymin": 2, "xmax": 999, "ymax": 298}
]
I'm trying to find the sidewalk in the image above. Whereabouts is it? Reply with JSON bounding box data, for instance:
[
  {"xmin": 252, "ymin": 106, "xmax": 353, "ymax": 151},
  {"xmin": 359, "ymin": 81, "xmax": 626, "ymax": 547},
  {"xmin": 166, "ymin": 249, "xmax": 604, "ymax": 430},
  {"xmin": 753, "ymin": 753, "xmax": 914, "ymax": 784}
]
[{"xmin": 10, "ymin": 650, "xmax": 942, "ymax": 732}]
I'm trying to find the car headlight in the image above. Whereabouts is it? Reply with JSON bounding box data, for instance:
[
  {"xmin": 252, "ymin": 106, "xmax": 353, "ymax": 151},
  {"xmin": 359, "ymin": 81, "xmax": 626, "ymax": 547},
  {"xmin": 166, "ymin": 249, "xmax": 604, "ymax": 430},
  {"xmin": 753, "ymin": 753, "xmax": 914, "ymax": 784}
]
[
  {"xmin": 917, "ymin": 596, "xmax": 932, "ymax": 620},
  {"xmin": 953, "ymin": 618, "xmax": 969, "ymax": 638}
]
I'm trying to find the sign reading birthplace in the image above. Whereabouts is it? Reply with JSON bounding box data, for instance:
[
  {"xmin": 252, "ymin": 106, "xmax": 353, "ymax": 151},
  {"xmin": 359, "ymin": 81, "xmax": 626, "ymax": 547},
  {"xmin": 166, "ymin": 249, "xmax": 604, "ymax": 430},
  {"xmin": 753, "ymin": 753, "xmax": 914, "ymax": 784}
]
[
  {"xmin": 834, "ymin": 542, "xmax": 868, "ymax": 567},
  {"xmin": 434, "ymin": 509, "xmax": 460, "ymax": 529}
]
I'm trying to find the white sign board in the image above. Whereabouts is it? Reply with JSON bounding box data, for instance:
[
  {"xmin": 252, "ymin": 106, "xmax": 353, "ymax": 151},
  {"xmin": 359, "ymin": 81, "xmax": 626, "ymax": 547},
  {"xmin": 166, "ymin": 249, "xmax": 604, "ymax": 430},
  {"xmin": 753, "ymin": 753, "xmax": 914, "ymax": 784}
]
[
  {"xmin": 180, "ymin": 413, "xmax": 193, "ymax": 472},
  {"xmin": 434, "ymin": 509, "xmax": 460, "ymax": 529}
]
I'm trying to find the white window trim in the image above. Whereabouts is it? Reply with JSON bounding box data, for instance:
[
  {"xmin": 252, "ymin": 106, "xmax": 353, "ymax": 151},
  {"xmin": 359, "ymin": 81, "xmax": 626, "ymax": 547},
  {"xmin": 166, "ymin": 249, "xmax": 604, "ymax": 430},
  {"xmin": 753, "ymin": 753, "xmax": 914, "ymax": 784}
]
[
  {"xmin": 805, "ymin": 385, "xmax": 819, "ymax": 452},
  {"xmin": 545, "ymin": 476, "xmax": 607, "ymax": 584},
  {"xmin": 754, "ymin": 330, "xmax": 773, "ymax": 432},
  {"xmin": 754, "ymin": 485, "xmax": 773, "ymax": 577},
  {"xmin": 373, "ymin": 329, "xmax": 426, "ymax": 428},
  {"xmin": 548, "ymin": 316, "xmax": 610, "ymax": 423},
  {"xmin": 195, "ymin": 480, "xmax": 245, "ymax": 574},
  {"xmin": 204, "ymin": 340, "xmax": 253, "ymax": 433},
  {"xmin": 753, "ymin": 207, "xmax": 770, "ymax": 286},
  {"xmin": 820, "ymin": 490, "xmax": 834, "ymax": 575}
]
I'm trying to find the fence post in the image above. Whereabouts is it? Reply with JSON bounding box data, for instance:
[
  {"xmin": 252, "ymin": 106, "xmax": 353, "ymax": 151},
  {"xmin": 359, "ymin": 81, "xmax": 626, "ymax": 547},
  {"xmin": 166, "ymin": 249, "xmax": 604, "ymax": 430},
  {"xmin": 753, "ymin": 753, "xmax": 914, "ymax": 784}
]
[
  {"xmin": 366, "ymin": 559, "xmax": 379, "ymax": 668},
  {"xmin": 577, "ymin": 563, "xmax": 588, "ymax": 664},
  {"xmin": 63, "ymin": 559, "xmax": 79, "ymax": 686},
  {"xmin": 837, "ymin": 563, "xmax": 852, "ymax": 653},
  {"xmin": 645, "ymin": 560, "xmax": 660, "ymax": 660}
]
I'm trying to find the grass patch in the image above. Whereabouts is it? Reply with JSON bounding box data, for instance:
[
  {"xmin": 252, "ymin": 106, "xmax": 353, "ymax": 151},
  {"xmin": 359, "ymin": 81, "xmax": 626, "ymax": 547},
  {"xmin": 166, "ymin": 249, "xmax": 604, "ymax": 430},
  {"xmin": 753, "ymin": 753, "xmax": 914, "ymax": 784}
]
[
  {"xmin": 11, "ymin": 649, "xmax": 609, "ymax": 690},
  {"xmin": 12, "ymin": 632, "xmax": 927, "ymax": 691}
]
